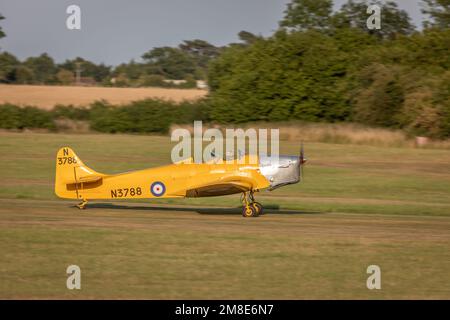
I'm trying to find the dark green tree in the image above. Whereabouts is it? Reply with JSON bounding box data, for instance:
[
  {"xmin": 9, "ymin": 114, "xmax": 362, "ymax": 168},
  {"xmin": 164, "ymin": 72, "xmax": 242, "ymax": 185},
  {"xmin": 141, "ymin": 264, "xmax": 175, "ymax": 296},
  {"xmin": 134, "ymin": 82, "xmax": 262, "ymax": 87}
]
[
  {"xmin": 238, "ymin": 31, "xmax": 262, "ymax": 45},
  {"xmin": 333, "ymin": 1, "xmax": 415, "ymax": 38},
  {"xmin": 332, "ymin": 0, "xmax": 369, "ymax": 30},
  {"xmin": 58, "ymin": 57, "xmax": 111, "ymax": 82},
  {"xmin": 377, "ymin": 1, "xmax": 415, "ymax": 37},
  {"xmin": 352, "ymin": 63, "xmax": 405, "ymax": 128},
  {"xmin": 113, "ymin": 60, "xmax": 144, "ymax": 81},
  {"xmin": 208, "ymin": 30, "xmax": 351, "ymax": 123},
  {"xmin": 279, "ymin": 0, "xmax": 333, "ymax": 31},
  {"xmin": 0, "ymin": 52, "xmax": 19, "ymax": 83},
  {"xmin": 0, "ymin": 14, "xmax": 5, "ymax": 40},
  {"xmin": 14, "ymin": 65, "xmax": 35, "ymax": 84},
  {"xmin": 24, "ymin": 53, "xmax": 56, "ymax": 84},
  {"xmin": 395, "ymin": 28, "xmax": 450, "ymax": 71},
  {"xmin": 179, "ymin": 40, "xmax": 220, "ymax": 66},
  {"xmin": 142, "ymin": 47, "xmax": 196, "ymax": 79},
  {"xmin": 179, "ymin": 39, "xmax": 221, "ymax": 79},
  {"xmin": 422, "ymin": 0, "xmax": 450, "ymax": 29}
]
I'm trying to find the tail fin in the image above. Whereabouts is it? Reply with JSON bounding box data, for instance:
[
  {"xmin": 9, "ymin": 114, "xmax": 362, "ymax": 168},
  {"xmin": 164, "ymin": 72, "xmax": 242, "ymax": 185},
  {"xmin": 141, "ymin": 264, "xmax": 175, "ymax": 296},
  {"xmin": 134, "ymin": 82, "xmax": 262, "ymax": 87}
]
[{"xmin": 55, "ymin": 147, "xmax": 104, "ymax": 199}]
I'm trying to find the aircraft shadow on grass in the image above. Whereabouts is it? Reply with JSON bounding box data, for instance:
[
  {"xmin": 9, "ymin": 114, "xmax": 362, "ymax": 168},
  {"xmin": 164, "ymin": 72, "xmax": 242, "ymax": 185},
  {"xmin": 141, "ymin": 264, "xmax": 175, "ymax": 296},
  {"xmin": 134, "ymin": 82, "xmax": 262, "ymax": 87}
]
[{"xmin": 83, "ymin": 203, "xmax": 323, "ymax": 215}]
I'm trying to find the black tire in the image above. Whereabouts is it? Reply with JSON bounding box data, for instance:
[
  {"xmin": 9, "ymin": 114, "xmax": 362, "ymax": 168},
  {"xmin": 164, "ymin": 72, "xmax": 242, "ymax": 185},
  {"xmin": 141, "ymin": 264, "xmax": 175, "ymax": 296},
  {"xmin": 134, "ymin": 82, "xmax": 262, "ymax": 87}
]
[
  {"xmin": 252, "ymin": 202, "xmax": 263, "ymax": 215},
  {"xmin": 242, "ymin": 205, "xmax": 257, "ymax": 217}
]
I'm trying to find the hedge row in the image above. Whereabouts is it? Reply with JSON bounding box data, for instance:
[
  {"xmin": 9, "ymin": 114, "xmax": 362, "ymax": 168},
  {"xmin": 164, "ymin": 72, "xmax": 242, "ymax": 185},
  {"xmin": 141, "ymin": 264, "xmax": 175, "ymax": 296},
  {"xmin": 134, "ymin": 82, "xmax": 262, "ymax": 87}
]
[{"xmin": 0, "ymin": 99, "xmax": 210, "ymax": 133}]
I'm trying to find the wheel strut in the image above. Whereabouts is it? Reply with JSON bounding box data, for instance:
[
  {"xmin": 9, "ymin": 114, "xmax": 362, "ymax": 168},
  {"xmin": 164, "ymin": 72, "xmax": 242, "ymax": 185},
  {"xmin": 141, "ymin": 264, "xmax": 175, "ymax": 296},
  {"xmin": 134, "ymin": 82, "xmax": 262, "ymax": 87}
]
[{"xmin": 241, "ymin": 191, "xmax": 263, "ymax": 217}]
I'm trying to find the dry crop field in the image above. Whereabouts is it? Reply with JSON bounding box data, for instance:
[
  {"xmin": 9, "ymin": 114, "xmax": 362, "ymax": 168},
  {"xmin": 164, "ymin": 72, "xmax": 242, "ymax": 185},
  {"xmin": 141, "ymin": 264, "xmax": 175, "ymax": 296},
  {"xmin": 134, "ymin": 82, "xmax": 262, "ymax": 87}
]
[{"xmin": 0, "ymin": 84, "xmax": 207, "ymax": 108}]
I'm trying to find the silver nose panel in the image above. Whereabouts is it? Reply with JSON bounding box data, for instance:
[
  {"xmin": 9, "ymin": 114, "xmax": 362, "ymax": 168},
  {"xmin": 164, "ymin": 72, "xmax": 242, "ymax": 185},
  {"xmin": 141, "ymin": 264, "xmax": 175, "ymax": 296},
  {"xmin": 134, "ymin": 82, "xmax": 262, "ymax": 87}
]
[{"xmin": 259, "ymin": 155, "xmax": 300, "ymax": 190}]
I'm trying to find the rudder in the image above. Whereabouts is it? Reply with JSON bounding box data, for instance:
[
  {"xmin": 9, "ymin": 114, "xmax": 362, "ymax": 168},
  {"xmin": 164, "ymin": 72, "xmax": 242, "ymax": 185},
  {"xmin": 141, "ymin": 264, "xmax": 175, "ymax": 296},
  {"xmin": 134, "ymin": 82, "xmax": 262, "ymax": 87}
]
[{"xmin": 55, "ymin": 147, "xmax": 104, "ymax": 199}]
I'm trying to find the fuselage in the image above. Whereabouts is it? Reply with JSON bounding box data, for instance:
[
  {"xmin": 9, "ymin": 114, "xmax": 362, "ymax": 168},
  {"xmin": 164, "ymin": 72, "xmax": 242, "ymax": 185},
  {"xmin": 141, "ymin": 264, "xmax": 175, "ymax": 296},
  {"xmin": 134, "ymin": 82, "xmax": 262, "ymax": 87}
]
[{"xmin": 55, "ymin": 147, "xmax": 301, "ymax": 201}]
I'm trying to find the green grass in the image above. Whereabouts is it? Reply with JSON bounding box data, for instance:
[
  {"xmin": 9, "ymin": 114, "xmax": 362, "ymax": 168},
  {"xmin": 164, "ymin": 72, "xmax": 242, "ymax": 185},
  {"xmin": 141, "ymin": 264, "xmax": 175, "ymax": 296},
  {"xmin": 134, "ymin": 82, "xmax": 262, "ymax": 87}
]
[
  {"xmin": 0, "ymin": 199, "xmax": 449, "ymax": 299},
  {"xmin": 0, "ymin": 132, "xmax": 449, "ymax": 299},
  {"xmin": 1, "ymin": 131, "xmax": 450, "ymax": 216}
]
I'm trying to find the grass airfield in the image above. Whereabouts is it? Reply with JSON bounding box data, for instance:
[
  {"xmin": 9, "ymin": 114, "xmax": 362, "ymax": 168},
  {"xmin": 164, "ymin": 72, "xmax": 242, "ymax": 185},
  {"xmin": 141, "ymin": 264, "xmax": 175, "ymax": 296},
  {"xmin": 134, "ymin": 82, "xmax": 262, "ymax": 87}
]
[{"xmin": 0, "ymin": 131, "xmax": 449, "ymax": 299}]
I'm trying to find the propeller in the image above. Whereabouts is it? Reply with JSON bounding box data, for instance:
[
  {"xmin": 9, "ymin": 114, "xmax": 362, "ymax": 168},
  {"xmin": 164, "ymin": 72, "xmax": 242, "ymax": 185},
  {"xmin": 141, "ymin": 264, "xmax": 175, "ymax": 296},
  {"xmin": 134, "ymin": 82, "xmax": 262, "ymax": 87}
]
[{"xmin": 299, "ymin": 142, "xmax": 307, "ymax": 181}]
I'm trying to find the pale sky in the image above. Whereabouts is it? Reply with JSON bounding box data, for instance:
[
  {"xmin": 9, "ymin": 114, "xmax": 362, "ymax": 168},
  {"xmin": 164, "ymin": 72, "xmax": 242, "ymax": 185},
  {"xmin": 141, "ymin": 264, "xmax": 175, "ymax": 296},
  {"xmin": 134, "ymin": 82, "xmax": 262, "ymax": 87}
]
[{"xmin": 0, "ymin": 0, "xmax": 425, "ymax": 65}]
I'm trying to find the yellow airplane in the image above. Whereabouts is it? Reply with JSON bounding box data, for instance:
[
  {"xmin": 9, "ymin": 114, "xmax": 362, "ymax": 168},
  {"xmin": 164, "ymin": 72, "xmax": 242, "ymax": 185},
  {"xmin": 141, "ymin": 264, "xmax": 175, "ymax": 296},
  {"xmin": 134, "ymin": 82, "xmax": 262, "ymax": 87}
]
[{"xmin": 55, "ymin": 146, "xmax": 306, "ymax": 217}]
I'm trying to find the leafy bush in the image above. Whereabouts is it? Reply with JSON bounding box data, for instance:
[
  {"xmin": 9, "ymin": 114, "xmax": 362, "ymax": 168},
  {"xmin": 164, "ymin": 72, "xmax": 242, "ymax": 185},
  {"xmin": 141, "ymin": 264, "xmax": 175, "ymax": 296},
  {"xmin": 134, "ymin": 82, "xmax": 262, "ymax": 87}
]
[
  {"xmin": 20, "ymin": 106, "xmax": 56, "ymax": 129},
  {"xmin": 0, "ymin": 104, "xmax": 55, "ymax": 130},
  {"xmin": 0, "ymin": 98, "xmax": 209, "ymax": 133},
  {"xmin": 51, "ymin": 105, "xmax": 90, "ymax": 120},
  {"xmin": 89, "ymin": 99, "xmax": 209, "ymax": 134},
  {"xmin": 0, "ymin": 104, "xmax": 22, "ymax": 128}
]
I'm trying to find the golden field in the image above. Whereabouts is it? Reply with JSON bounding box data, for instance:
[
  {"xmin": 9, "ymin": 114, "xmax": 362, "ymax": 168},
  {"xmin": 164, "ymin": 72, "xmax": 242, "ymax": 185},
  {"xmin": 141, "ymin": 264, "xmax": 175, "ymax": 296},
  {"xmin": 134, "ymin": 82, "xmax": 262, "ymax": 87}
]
[{"xmin": 0, "ymin": 84, "xmax": 207, "ymax": 109}]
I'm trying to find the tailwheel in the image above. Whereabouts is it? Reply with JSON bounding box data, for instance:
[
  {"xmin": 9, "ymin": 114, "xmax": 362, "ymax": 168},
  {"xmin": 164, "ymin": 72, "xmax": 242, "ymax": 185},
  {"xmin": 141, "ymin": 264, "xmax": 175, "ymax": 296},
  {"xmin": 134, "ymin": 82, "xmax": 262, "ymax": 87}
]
[{"xmin": 76, "ymin": 199, "xmax": 88, "ymax": 210}]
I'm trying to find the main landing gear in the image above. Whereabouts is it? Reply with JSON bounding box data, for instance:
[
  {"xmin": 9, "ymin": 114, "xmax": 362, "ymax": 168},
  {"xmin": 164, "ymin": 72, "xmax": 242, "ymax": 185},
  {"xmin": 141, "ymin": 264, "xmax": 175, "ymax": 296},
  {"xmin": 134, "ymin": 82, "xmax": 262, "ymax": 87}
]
[
  {"xmin": 76, "ymin": 199, "xmax": 88, "ymax": 210},
  {"xmin": 241, "ymin": 191, "xmax": 263, "ymax": 217}
]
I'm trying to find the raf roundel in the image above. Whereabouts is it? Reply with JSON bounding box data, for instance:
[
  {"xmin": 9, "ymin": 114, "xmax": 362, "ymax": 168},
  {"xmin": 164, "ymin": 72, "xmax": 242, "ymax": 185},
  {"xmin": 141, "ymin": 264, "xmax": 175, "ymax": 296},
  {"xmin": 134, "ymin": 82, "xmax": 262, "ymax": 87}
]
[{"xmin": 150, "ymin": 181, "xmax": 166, "ymax": 197}]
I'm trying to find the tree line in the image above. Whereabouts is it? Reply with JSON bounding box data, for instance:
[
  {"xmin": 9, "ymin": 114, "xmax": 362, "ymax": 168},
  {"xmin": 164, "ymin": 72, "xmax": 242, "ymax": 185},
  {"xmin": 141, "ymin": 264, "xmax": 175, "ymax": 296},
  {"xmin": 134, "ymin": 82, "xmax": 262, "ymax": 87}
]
[
  {"xmin": 207, "ymin": 0, "xmax": 450, "ymax": 138},
  {"xmin": 0, "ymin": 0, "xmax": 449, "ymax": 138},
  {"xmin": 0, "ymin": 33, "xmax": 222, "ymax": 87},
  {"xmin": 0, "ymin": 16, "xmax": 258, "ymax": 87}
]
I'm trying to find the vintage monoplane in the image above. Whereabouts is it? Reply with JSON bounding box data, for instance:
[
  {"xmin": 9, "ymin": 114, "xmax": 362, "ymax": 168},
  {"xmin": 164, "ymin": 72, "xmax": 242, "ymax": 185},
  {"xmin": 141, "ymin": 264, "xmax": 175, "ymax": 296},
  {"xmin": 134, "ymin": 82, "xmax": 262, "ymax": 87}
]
[{"xmin": 55, "ymin": 146, "xmax": 306, "ymax": 217}]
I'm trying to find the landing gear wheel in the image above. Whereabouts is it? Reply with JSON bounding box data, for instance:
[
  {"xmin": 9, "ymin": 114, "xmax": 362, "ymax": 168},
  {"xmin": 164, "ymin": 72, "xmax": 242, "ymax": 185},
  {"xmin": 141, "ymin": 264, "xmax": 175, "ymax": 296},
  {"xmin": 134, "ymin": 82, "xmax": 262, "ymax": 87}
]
[
  {"xmin": 242, "ymin": 205, "xmax": 258, "ymax": 217},
  {"xmin": 252, "ymin": 202, "xmax": 263, "ymax": 215},
  {"xmin": 241, "ymin": 191, "xmax": 262, "ymax": 217}
]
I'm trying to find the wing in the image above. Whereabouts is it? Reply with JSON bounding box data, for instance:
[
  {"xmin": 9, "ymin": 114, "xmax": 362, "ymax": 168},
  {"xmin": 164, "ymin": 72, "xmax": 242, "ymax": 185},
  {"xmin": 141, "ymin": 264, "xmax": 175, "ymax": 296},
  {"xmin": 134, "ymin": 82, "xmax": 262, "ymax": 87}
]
[{"xmin": 184, "ymin": 174, "xmax": 265, "ymax": 198}]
